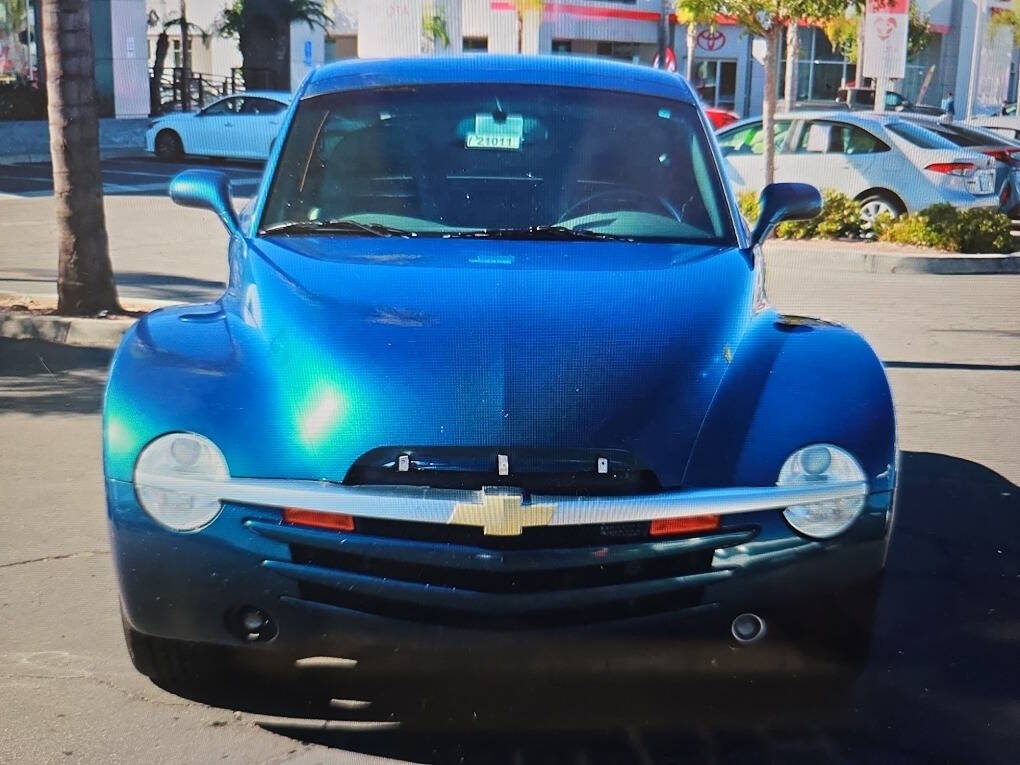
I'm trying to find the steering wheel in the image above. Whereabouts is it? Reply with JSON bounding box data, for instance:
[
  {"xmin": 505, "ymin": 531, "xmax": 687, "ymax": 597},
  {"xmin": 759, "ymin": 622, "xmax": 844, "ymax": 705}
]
[{"xmin": 557, "ymin": 189, "xmax": 679, "ymax": 224}]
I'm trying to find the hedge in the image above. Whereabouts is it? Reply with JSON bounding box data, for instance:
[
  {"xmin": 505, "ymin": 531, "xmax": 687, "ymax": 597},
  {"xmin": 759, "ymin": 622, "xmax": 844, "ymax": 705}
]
[{"xmin": 737, "ymin": 189, "xmax": 1014, "ymax": 254}]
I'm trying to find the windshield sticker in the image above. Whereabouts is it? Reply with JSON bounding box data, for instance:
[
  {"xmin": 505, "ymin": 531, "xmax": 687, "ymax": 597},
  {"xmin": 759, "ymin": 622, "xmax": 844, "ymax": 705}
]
[{"xmin": 466, "ymin": 112, "xmax": 524, "ymax": 150}]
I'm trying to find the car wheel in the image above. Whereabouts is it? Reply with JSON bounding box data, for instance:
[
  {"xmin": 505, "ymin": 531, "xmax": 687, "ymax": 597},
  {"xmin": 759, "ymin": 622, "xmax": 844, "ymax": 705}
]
[
  {"xmin": 858, "ymin": 194, "xmax": 901, "ymax": 233},
  {"xmin": 121, "ymin": 610, "xmax": 226, "ymax": 691},
  {"xmin": 779, "ymin": 573, "xmax": 884, "ymax": 674},
  {"xmin": 153, "ymin": 130, "xmax": 184, "ymax": 161}
]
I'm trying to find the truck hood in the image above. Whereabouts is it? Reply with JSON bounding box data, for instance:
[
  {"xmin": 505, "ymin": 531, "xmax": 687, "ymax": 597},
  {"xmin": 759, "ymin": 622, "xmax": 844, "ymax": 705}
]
[{"xmin": 226, "ymin": 237, "xmax": 754, "ymax": 488}]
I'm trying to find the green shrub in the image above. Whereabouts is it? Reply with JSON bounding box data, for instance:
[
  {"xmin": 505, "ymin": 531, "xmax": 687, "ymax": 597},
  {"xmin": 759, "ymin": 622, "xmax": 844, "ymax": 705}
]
[
  {"xmin": 737, "ymin": 190, "xmax": 759, "ymax": 225},
  {"xmin": 876, "ymin": 203, "xmax": 1013, "ymax": 253}
]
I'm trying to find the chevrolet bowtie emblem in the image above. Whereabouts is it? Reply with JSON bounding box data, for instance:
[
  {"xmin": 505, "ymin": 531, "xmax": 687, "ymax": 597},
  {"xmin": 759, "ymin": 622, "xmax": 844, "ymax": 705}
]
[{"xmin": 450, "ymin": 487, "xmax": 556, "ymax": 536}]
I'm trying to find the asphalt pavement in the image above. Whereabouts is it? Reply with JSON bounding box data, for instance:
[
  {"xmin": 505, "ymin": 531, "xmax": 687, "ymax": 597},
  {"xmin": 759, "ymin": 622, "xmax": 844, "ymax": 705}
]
[
  {"xmin": 0, "ymin": 264, "xmax": 1018, "ymax": 763},
  {"xmin": 0, "ymin": 156, "xmax": 257, "ymax": 303},
  {"xmin": 0, "ymin": 155, "xmax": 264, "ymax": 199}
]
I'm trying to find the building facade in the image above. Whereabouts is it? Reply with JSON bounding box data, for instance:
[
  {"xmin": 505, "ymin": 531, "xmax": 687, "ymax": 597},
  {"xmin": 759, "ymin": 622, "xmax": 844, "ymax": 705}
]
[{"xmin": 325, "ymin": 0, "xmax": 1020, "ymax": 118}]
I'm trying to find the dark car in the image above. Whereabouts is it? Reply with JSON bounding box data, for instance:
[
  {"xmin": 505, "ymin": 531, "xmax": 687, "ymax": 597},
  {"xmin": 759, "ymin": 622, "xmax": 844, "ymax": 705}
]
[
  {"xmin": 106, "ymin": 56, "xmax": 897, "ymax": 692},
  {"xmin": 834, "ymin": 87, "xmax": 945, "ymax": 116}
]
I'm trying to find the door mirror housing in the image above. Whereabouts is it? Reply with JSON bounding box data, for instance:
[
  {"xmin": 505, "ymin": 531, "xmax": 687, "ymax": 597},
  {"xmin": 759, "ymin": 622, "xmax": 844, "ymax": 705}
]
[
  {"xmin": 748, "ymin": 182, "xmax": 822, "ymax": 248},
  {"xmin": 169, "ymin": 169, "xmax": 241, "ymax": 237}
]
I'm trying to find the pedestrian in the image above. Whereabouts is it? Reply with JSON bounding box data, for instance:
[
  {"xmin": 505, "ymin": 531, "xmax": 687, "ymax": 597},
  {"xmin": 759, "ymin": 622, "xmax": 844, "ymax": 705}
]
[{"xmin": 941, "ymin": 90, "xmax": 955, "ymax": 118}]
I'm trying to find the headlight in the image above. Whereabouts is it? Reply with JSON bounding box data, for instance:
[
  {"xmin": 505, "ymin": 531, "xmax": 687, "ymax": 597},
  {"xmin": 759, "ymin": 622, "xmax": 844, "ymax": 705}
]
[
  {"xmin": 134, "ymin": 433, "xmax": 229, "ymax": 531},
  {"xmin": 777, "ymin": 444, "xmax": 867, "ymax": 539}
]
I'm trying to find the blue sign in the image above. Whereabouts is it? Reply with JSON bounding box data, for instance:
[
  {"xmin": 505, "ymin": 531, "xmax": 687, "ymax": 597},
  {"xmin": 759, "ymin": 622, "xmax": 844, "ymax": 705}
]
[{"xmin": 303, "ymin": 40, "xmax": 313, "ymax": 67}]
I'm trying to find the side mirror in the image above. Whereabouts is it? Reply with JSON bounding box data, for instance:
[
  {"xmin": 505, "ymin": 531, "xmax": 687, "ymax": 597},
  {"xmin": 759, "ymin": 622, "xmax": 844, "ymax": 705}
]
[
  {"xmin": 168, "ymin": 169, "xmax": 240, "ymax": 236},
  {"xmin": 749, "ymin": 182, "xmax": 821, "ymax": 247}
]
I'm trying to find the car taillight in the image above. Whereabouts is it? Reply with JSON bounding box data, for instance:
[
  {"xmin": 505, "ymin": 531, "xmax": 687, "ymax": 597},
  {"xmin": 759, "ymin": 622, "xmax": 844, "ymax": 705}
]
[
  {"xmin": 925, "ymin": 162, "xmax": 976, "ymax": 176},
  {"xmin": 982, "ymin": 148, "xmax": 1020, "ymax": 163}
]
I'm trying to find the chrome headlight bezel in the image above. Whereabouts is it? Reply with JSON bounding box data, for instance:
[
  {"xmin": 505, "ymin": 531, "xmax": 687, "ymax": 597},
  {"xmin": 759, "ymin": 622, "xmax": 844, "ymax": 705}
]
[
  {"xmin": 134, "ymin": 433, "xmax": 229, "ymax": 532},
  {"xmin": 777, "ymin": 444, "xmax": 868, "ymax": 539}
]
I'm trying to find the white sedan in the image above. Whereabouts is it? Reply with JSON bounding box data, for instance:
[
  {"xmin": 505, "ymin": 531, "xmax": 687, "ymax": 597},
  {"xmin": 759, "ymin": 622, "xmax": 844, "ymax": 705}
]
[
  {"xmin": 717, "ymin": 111, "xmax": 1000, "ymax": 226},
  {"xmin": 146, "ymin": 91, "xmax": 292, "ymax": 161}
]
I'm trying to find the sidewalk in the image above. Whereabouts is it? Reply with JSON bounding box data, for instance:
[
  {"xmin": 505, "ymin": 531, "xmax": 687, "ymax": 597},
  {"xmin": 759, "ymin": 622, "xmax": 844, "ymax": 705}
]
[
  {"xmin": 0, "ymin": 118, "xmax": 148, "ymax": 164},
  {"xmin": 764, "ymin": 238, "xmax": 1020, "ymax": 275}
]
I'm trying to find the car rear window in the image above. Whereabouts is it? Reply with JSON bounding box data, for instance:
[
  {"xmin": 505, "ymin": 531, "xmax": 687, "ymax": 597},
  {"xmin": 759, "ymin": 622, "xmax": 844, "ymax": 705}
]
[{"xmin": 885, "ymin": 121, "xmax": 959, "ymax": 149}]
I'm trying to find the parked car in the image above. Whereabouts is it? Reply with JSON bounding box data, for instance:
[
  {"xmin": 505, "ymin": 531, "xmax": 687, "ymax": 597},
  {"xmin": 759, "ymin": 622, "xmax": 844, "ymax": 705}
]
[
  {"xmin": 834, "ymin": 86, "xmax": 944, "ymax": 116},
  {"xmin": 146, "ymin": 90, "xmax": 292, "ymax": 161},
  {"xmin": 967, "ymin": 114, "xmax": 1020, "ymax": 142},
  {"xmin": 108, "ymin": 57, "xmax": 896, "ymax": 689},
  {"xmin": 717, "ymin": 111, "xmax": 1000, "ymax": 226},
  {"xmin": 705, "ymin": 106, "xmax": 740, "ymax": 129},
  {"xmin": 901, "ymin": 115, "xmax": 1020, "ymax": 216}
]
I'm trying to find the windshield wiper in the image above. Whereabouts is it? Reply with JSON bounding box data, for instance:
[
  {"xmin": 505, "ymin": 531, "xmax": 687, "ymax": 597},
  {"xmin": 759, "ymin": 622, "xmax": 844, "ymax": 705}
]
[
  {"xmin": 446, "ymin": 225, "xmax": 624, "ymax": 241},
  {"xmin": 261, "ymin": 219, "xmax": 415, "ymax": 237}
]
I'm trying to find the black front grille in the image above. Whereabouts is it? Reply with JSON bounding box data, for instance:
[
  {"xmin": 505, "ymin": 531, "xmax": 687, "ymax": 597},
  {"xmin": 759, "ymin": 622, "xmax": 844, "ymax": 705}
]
[
  {"xmin": 354, "ymin": 516, "xmax": 650, "ymax": 549},
  {"xmin": 289, "ymin": 542, "xmax": 715, "ymax": 594},
  {"xmin": 259, "ymin": 515, "xmax": 755, "ymax": 629},
  {"xmin": 295, "ymin": 579, "xmax": 706, "ymax": 629}
]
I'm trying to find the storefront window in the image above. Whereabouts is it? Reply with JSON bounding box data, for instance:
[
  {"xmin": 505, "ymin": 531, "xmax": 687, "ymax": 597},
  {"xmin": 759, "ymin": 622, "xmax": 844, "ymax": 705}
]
[
  {"xmin": 0, "ymin": 0, "xmax": 34, "ymax": 82},
  {"xmin": 692, "ymin": 59, "xmax": 737, "ymax": 109},
  {"xmin": 779, "ymin": 27, "xmax": 855, "ymax": 103}
]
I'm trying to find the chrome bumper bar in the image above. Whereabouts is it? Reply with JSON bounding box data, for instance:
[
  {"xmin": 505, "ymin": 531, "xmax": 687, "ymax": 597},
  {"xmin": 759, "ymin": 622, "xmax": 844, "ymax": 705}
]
[{"xmin": 134, "ymin": 471, "xmax": 868, "ymax": 532}]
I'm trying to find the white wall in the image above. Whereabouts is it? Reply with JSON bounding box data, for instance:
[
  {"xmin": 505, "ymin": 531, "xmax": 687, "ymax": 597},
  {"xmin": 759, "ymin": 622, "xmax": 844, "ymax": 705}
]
[
  {"xmin": 290, "ymin": 20, "xmax": 324, "ymax": 90},
  {"xmin": 111, "ymin": 0, "xmax": 150, "ymax": 117}
]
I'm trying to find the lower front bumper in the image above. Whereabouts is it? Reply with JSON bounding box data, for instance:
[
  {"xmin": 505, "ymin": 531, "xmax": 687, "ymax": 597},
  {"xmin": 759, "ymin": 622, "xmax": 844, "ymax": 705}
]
[{"xmin": 108, "ymin": 479, "xmax": 892, "ymax": 661}]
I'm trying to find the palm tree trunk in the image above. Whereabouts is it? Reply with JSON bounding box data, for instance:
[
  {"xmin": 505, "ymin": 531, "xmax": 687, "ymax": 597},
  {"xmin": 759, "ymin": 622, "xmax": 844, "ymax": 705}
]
[
  {"xmin": 40, "ymin": 0, "xmax": 119, "ymax": 315},
  {"xmin": 150, "ymin": 30, "xmax": 169, "ymax": 116}
]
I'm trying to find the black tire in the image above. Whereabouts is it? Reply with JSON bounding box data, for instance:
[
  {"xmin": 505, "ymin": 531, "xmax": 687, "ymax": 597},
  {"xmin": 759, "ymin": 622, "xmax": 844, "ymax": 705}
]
[
  {"xmin": 858, "ymin": 193, "xmax": 903, "ymax": 231},
  {"xmin": 779, "ymin": 573, "xmax": 884, "ymax": 673},
  {"xmin": 121, "ymin": 611, "xmax": 226, "ymax": 691},
  {"xmin": 153, "ymin": 130, "xmax": 184, "ymax": 161}
]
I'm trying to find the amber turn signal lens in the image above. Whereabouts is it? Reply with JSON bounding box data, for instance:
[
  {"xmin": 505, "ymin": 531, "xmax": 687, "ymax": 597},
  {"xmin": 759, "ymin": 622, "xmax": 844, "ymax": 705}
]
[
  {"xmin": 283, "ymin": 508, "xmax": 355, "ymax": 531},
  {"xmin": 649, "ymin": 515, "xmax": 720, "ymax": 536}
]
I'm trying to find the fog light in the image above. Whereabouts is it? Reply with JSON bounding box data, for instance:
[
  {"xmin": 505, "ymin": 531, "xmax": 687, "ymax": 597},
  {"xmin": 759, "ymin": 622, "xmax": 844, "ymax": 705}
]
[
  {"xmin": 241, "ymin": 607, "xmax": 268, "ymax": 633},
  {"xmin": 731, "ymin": 613, "xmax": 766, "ymax": 643},
  {"xmin": 227, "ymin": 605, "xmax": 277, "ymax": 642}
]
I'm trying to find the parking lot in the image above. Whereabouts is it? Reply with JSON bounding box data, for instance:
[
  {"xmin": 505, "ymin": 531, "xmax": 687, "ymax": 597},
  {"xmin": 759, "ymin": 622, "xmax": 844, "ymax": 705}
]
[
  {"xmin": 1, "ymin": 194, "xmax": 1018, "ymax": 761},
  {"xmin": 0, "ymin": 156, "xmax": 264, "ymax": 199}
]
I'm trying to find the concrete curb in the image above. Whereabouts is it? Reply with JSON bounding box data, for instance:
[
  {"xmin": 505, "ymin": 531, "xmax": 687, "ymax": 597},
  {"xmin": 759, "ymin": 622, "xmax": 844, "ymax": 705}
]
[
  {"xmin": 763, "ymin": 242, "xmax": 1020, "ymax": 275},
  {"xmin": 0, "ymin": 296, "xmax": 177, "ymax": 350},
  {"xmin": 0, "ymin": 312, "xmax": 134, "ymax": 350}
]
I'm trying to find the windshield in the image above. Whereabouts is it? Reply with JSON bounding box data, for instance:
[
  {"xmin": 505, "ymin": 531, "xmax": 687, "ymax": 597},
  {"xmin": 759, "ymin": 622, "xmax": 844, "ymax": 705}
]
[
  {"xmin": 260, "ymin": 85, "xmax": 735, "ymax": 243},
  {"xmin": 885, "ymin": 120, "xmax": 959, "ymax": 149}
]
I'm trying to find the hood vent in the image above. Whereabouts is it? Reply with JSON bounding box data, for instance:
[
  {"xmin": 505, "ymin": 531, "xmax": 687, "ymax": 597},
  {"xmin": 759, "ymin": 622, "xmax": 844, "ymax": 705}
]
[{"xmin": 343, "ymin": 446, "xmax": 660, "ymax": 496}]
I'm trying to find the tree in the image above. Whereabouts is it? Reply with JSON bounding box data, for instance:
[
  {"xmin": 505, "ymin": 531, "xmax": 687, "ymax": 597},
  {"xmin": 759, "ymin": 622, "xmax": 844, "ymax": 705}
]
[
  {"xmin": 674, "ymin": 0, "xmax": 718, "ymax": 83},
  {"xmin": 678, "ymin": 0, "xmax": 846, "ymax": 184},
  {"xmin": 512, "ymin": 0, "xmax": 544, "ymax": 53},
  {"xmin": 39, "ymin": 0, "xmax": 119, "ymax": 315},
  {"xmin": 783, "ymin": 22, "xmax": 799, "ymax": 111},
  {"xmin": 219, "ymin": 0, "xmax": 330, "ymax": 90},
  {"xmin": 422, "ymin": 2, "xmax": 451, "ymax": 54},
  {"xmin": 822, "ymin": 4, "xmax": 932, "ymax": 66},
  {"xmin": 990, "ymin": 0, "xmax": 1020, "ymax": 46},
  {"xmin": 147, "ymin": 10, "xmax": 210, "ymax": 115}
]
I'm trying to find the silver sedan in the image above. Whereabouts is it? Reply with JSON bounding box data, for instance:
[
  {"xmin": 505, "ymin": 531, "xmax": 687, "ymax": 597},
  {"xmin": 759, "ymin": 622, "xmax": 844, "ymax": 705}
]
[{"xmin": 717, "ymin": 111, "xmax": 1001, "ymax": 226}]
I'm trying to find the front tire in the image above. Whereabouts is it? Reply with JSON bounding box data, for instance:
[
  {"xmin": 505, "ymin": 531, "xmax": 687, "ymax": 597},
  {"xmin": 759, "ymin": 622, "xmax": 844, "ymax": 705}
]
[
  {"xmin": 121, "ymin": 611, "xmax": 226, "ymax": 691},
  {"xmin": 153, "ymin": 130, "xmax": 184, "ymax": 161},
  {"xmin": 858, "ymin": 193, "xmax": 902, "ymax": 233},
  {"xmin": 780, "ymin": 573, "xmax": 884, "ymax": 673}
]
